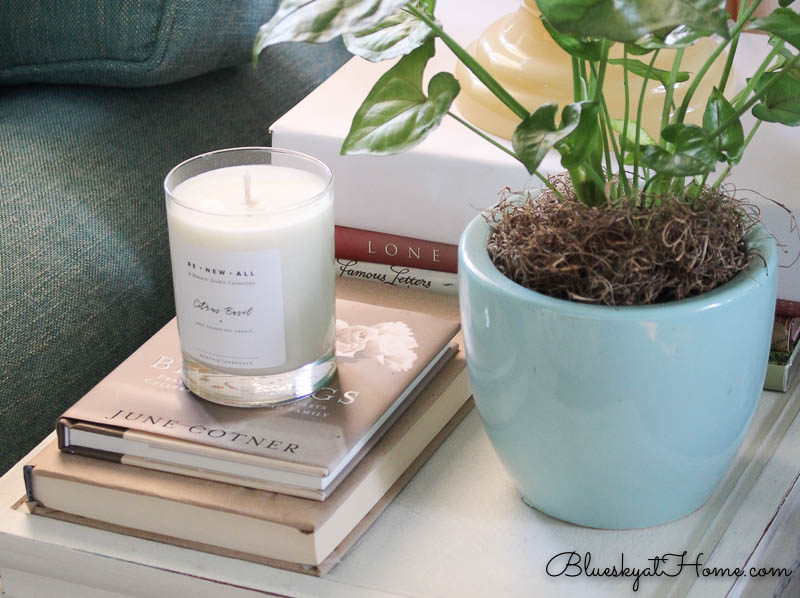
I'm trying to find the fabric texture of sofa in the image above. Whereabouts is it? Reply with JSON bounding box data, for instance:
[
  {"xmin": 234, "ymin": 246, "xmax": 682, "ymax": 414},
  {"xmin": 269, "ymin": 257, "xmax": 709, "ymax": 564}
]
[{"xmin": 0, "ymin": 1, "xmax": 351, "ymax": 474}]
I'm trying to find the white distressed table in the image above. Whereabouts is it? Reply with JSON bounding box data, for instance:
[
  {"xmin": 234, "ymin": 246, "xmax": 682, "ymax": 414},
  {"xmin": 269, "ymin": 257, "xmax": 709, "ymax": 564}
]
[{"xmin": 1, "ymin": 377, "xmax": 799, "ymax": 598}]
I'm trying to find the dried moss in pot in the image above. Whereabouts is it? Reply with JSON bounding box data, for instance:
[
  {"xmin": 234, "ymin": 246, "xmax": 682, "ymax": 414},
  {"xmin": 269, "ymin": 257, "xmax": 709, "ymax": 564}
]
[{"xmin": 485, "ymin": 184, "xmax": 759, "ymax": 307}]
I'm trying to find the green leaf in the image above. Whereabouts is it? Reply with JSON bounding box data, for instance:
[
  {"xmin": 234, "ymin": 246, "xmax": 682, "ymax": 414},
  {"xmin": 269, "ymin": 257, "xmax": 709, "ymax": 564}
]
[
  {"xmin": 636, "ymin": 24, "xmax": 711, "ymax": 48},
  {"xmin": 254, "ymin": 0, "xmax": 408, "ymax": 55},
  {"xmin": 343, "ymin": 0, "xmax": 434, "ymax": 61},
  {"xmin": 614, "ymin": 118, "xmax": 655, "ymax": 165},
  {"xmin": 535, "ymin": 0, "xmax": 729, "ymax": 44},
  {"xmin": 556, "ymin": 101, "xmax": 601, "ymax": 169},
  {"xmin": 540, "ymin": 17, "xmax": 603, "ymax": 61},
  {"xmin": 779, "ymin": 0, "xmax": 796, "ymax": 7},
  {"xmin": 769, "ymin": 36, "xmax": 798, "ymax": 62},
  {"xmin": 703, "ymin": 88, "xmax": 745, "ymax": 163},
  {"xmin": 749, "ymin": 8, "xmax": 800, "ymax": 50},
  {"xmin": 610, "ymin": 119, "xmax": 656, "ymax": 145},
  {"xmin": 607, "ymin": 58, "xmax": 690, "ymax": 86},
  {"xmin": 644, "ymin": 174, "xmax": 681, "ymax": 197},
  {"xmin": 511, "ymin": 103, "xmax": 582, "ymax": 174},
  {"xmin": 642, "ymin": 123, "xmax": 717, "ymax": 175},
  {"xmin": 624, "ymin": 42, "xmax": 655, "ymax": 55},
  {"xmin": 341, "ymin": 40, "xmax": 460, "ymax": 154},
  {"xmin": 751, "ymin": 70, "xmax": 800, "ymax": 126},
  {"xmin": 686, "ymin": 176, "xmax": 705, "ymax": 199},
  {"xmin": 567, "ymin": 165, "xmax": 607, "ymax": 206}
]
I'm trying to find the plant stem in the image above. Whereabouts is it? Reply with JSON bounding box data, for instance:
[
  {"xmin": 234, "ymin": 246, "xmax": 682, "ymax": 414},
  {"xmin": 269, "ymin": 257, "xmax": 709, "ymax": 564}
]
[
  {"xmin": 446, "ymin": 111, "xmax": 519, "ymax": 162},
  {"xmin": 446, "ymin": 111, "xmax": 563, "ymax": 197},
  {"xmin": 590, "ymin": 63, "xmax": 614, "ymax": 182},
  {"xmin": 719, "ymin": 0, "xmax": 756, "ymax": 92},
  {"xmin": 709, "ymin": 51, "xmax": 800, "ymax": 138},
  {"xmin": 633, "ymin": 50, "xmax": 659, "ymax": 190},
  {"xmin": 620, "ymin": 46, "xmax": 631, "ymax": 183},
  {"xmin": 712, "ymin": 120, "xmax": 762, "ymax": 189},
  {"xmin": 405, "ymin": 6, "xmax": 529, "ymax": 120},
  {"xmin": 718, "ymin": 36, "xmax": 739, "ymax": 93},
  {"xmin": 593, "ymin": 43, "xmax": 613, "ymax": 182},
  {"xmin": 580, "ymin": 60, "xmax": 590, "ymax": 97},
  {"xmin": 675, "ymin": 0, "xmax": 763, "ymax": 123},
  {"xmin": 593, "ymin": 42, "xmax": 610, "ymax": 105},
  {"xmin": 575, "ymin": 163, "xmax": 610, "ymax": 194},
  {"xmin": 662, "ymin": 47, "xmax": 685, "ymax": 133},
  {"xmin": 600, "ymin": 95, "xmax": 631, "ymax": 196},
  {"xmin": 572, "ymin": 57, "xmax": 582, "ymax": 102},
  {"xmin": 733, "ymin": 44, "xmax": 782, "ymax": 111}
]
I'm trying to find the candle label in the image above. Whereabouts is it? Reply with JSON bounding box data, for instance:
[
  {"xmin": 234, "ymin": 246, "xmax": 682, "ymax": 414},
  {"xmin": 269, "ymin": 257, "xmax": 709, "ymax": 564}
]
[{"xmin": 170, "ymin": 239, "xmax": 286, "ymax": 370}]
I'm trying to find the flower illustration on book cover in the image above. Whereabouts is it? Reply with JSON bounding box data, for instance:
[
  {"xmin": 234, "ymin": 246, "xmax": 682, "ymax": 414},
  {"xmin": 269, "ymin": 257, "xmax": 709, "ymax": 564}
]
[{"xmin": 335, "ymin": 319, "xmax": 419, "ymax": 372}]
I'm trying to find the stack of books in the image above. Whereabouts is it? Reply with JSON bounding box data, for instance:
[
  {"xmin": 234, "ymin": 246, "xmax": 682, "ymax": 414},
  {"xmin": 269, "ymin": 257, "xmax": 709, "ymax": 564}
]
[
  {"xmin": 766, "ymin": 299, "xmax": 800, "ymax": 391},
  {"xmin": 23, "ymin": 295, "xmax": 472, "ymax": 575}
]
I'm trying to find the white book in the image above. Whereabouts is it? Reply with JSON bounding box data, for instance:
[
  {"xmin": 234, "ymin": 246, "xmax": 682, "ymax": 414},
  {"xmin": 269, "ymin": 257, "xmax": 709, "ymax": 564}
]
[{"xmin": 335, "ymin": 259, "xmax": 458, "ymax": 296}]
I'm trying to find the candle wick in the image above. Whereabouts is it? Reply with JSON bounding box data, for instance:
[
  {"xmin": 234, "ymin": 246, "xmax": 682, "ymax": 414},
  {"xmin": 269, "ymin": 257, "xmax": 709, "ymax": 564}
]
[{"xmin": 243, "ymin": 171, "xmax": 254, "ymax": 207}]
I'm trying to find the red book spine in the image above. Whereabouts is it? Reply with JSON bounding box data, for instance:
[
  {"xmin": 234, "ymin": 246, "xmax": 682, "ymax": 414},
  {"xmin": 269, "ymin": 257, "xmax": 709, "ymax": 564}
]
[
  {"xmin": 335, "ymin": 226, "xmax": 458, "ymax": 274},
  {"xmin": 776, "ymin": 299, "xmax": 800, "ymax": 318}
]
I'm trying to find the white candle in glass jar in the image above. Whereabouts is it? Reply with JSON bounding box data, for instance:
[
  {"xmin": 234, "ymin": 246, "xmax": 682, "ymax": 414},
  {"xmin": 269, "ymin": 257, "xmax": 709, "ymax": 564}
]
[{"xmin": 166, "ymin": 163, "xmax": 334, "ymax": 376}]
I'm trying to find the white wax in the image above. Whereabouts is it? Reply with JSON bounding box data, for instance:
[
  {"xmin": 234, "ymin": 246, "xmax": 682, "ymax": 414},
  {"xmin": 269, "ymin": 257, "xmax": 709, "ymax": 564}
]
[{"xmin": 167, "ymin": 164, "xmax": 334, "ymax": 375}]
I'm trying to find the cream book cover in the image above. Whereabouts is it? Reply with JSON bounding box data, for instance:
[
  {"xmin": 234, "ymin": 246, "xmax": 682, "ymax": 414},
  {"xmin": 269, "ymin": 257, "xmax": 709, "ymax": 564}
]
[
  {"xmin": 58, "ymin": 299, "xmax": 460, "ymax": 491},
  {"xmin": 26, "ymin": 350, "xmax": 473, "ymax": 573}
]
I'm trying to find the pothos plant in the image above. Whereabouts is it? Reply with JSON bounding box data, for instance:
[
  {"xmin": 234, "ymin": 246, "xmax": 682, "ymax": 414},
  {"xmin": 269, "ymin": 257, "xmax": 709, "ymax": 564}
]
[{"xmin": 254, "ymin": 0, "xmax": 800, "ymax": 303}]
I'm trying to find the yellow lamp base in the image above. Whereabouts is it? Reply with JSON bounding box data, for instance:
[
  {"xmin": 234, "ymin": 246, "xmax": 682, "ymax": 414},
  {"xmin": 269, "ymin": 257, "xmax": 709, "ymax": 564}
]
[{"xmin": 454, "ymin": 0, "xmax": 733, "ymax": 141}]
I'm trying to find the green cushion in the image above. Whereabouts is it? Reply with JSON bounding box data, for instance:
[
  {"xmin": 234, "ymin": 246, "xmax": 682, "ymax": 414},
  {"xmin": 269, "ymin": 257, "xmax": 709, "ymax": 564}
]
[
  {"xmin": 0, "ymin": 0, "xmax": 277, "ymax": 87},
  {"xmin": 0, "ymin": 39, "xmax": 351, "ymax": 474}
]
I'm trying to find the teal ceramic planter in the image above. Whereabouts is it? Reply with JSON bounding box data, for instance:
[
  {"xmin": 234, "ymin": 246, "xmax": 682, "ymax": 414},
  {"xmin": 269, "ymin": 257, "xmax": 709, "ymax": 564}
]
[{"xmin": 458, "ymin": 211, "xmax": 777, "ymax": 528}]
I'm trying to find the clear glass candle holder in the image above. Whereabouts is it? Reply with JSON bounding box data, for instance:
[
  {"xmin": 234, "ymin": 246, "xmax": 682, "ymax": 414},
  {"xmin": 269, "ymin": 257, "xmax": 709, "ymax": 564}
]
[{"xmin": 164, "ymin": 147, "xmax": 336, "ymax": 407}]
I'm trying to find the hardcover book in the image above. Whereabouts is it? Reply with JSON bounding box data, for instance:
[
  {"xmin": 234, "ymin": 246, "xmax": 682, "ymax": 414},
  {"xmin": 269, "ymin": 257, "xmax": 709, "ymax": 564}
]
[
  {"xmin": 765, "ymin": 341, "xmax": 800, "ymax": 392},
  {"xmin": 335, "ymin": 226, "xmax": 458, "ymax": 273},
  {"xmin": 335, "ymin": 259, "xmax": 458, "ymax": 296},
  {"xmin": 776, "ymin": 298, "xmax": 800, "ymax": 318},
  {"xmin": 26, "ymin": 351, "xmax": 473, "ymax": 574},
  {"xmin": 771, "ymin": 315, "xmax": 800, "ymax": 352},
  {"xmin": 765, "ymin": 303, "xmax": 800, "ymax": 392},
  {"xmin": 58, "ymin": 299, "xmax": 460, "ymax": 499}
]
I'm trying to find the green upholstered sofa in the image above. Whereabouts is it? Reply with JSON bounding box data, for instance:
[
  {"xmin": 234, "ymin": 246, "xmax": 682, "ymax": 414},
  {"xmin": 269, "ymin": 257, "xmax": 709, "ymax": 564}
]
[{"xmin": 0, "ymin": 1, "xmax": 351, "ymax": 474}]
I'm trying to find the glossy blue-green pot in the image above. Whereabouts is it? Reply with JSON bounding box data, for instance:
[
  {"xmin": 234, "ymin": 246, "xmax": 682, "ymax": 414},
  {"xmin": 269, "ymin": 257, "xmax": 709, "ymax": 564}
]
[{"xmin": 458, "ymin": 211, "xmax": 777, "ymax": 528}]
